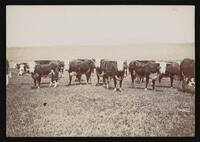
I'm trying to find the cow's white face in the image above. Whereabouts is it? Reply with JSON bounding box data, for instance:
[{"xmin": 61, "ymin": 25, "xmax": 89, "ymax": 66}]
[
  {"xmin": 28, "ymin": 62, "xmax": 36, "ymax": 73},
  {"xmin": 64, "ymin": 60, "xmax": 70, "ymax": 71},
  {"xmin": 158, "ymin": 62, "xmax": 167, "ymax": 74},
  {"xmin": 95, "ymin": 59, "xmax": 101, "ymax": 68},
  {"xmin": 18, "ymin": 64, "xmax": 25, "ymax": 75},
  {"xmin": 188, "ymin": 78, "xmax": 195, "ymax": 87},
  {"xmin": 117, "ymin": 60, "xmax": 124, "ymax": 71}
]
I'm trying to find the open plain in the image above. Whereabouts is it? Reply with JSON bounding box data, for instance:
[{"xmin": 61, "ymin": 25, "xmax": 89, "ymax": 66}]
[{"xmin": 6, "ymin": 67, "xmax": 195, "ymax": 137}]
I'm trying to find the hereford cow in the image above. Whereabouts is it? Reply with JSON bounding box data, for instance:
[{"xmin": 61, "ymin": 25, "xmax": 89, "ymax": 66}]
[
  {"xmin": 157, "ymin": 61, "xmax": 181, "ymax": 88},
  {"xmin": 99, "ymin": 59, "xmax": 127, "ymax": 91},
  {"xmin": 67, "ymin": 59, "xmax": 95, "ymax": 85},
  {"xmin": 180, "ymin": 58, "xmax": 195, "ymax": 89},
  {"xmin": 129, "ymin": 60, "xmax": 160, "ymax": 90},
  {"xmin": 17, "ymin": 62, "xmax": 29, "ymax": 75},
  {"xmin": 31, "ymin": 61, "xmax": 61, "ymax": 88}
]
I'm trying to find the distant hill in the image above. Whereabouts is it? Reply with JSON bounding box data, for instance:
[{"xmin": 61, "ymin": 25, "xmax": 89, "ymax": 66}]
[{"xmin": 7, "ymin": 43, "xmax": 194, "ymax": 65}]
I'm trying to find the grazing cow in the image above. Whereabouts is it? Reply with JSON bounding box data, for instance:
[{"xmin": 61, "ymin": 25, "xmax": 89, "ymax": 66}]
[
  {"xmin": 17, "ymin": 63, "xmax": 29, "ymax": 75},
  {"xmin": 95, "ymin": 59, "xmax": 107, "ymax": 85},
  {"xmin": 6, "ymin": 59, "xmax": 11, "ymax": 85},
  {"xmin": 100, "ymin": 59, "xmax": 127, "ymax": 91},
  {"xmin": 67, "ymin": 59, "xmax": 95, "ymax": 85},
  {"xmin": 129, "ymin": 60, "xmax": 160, "ymax": 90},
  {"xmin": 31, "ymin": 61, "xmax": 61, "ymax": 88},
  {"xmin": 157, "ymin": 61, "xmax": 181, "ymax": 88},
  {"xmin": 180, "ymin": 58, "xmax": 195, "ymax": 89}
]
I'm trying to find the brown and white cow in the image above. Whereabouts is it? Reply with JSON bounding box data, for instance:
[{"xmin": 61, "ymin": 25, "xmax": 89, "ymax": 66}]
[
  {"xmin": 17, "ymin": 62, "xmax": 29, "ymax": 76},
  {"xmin": 180, "ymin": 58, "xmax": 195, "ymax": 89},
  {"xmin": 30, "ymin": 60, "xmax": 61, "ymax": 88},
  {"xmin": 157, "ymin": 61, "xmax": 181, "ymax": 88},
  {"xmin": 99, "ymin": 59, "xmax": 127, "ymax": 91},
  {"xmin": 129, "ymin": 60, "xmax": 160, "ymax": 91},
  {"xmin": 67, "ymin": 59, "xmax": 95, "ymax": 85}
]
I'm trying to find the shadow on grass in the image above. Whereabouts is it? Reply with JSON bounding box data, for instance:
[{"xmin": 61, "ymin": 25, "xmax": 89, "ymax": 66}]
[
  {"xmin": 177, "ymin": 87, "xmax": 195, "ymax": 95},
  {"xmin": 64, "ymin": 82, "xmax": 89, "ymax": 87}
]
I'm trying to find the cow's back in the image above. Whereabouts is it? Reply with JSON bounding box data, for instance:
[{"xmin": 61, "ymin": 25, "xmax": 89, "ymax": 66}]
[{"xmin": 180, "ymin": 58, "xmax": 195, "ymax": 77}]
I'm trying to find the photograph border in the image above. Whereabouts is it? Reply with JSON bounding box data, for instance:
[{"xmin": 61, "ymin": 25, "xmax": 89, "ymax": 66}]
[{"xmin": 1, "ymin": 0, "xmax": 199, "ymax": 141}]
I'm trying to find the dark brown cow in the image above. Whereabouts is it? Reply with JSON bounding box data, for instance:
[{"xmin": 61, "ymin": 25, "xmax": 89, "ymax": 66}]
[
  {"xmin": 158, "ymin": 61, "xmax": 181, "ymax": 88},
  {"xmin": 67, "ymin": 59, "xmax": 95, "ymax": 85},
  {"xmin": 180, "ymin": 58, "xmax": 195, "ymax": 89},
  {"xmin": 129, "ymin": 60, "xmax": 160, "ymax": 90},
  {"xmin": 31, "ymin": 61, "xmax": 61, "ymax": 88}
]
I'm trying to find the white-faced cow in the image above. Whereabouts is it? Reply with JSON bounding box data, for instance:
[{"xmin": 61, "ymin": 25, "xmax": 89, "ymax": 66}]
[
  {"xmin": 67, "ymin": 59, "xmax": 95, "ymax": 85},
  {"xmin": 157, "ymin": 61, "xmax": 181, "ymax": 88},
  {"xmin": 99, "ymin": 59, "xmax": 127, "ymax": 91},
  {"xmin": 30, "ymin": 60, "xmax": 62, "ymax": 88},
  {"xmin": 17, "ymin": 62, "xmax": 29, "ymax": 76},
  {"xmin": 129, "ymin": 60, "xmax": 160, "ymax": 91},
  {"xmin": 180, "ymin": 58, "xmax": 195, "ymax": 89}
]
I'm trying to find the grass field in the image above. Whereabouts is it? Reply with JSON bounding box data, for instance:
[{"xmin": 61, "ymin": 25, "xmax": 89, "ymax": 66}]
[{"xmin": 6, "ymin": 68, "xmax": 195, "ymax": 137}]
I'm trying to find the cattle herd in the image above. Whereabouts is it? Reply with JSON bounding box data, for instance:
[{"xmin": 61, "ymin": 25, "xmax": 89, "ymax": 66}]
[{"xmin": 6, "ymin": 58, "xmax": 195, "ymax": 92}]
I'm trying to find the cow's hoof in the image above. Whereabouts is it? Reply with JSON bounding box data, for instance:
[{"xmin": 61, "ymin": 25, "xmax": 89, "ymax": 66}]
[
  {"xmin": 113, "ymin": 88, "xmax": 117, "ymax": 91},
  {"xmin": 119, "ymin": 88, "xmax": 122, "ymax": 92},
  {"xmin": 144, "ymin": 88, "xmax": 147, "ymax": 91},
  {"xmin": 37, "ymin": 86, "xmax": 40, "ymax": 89}
]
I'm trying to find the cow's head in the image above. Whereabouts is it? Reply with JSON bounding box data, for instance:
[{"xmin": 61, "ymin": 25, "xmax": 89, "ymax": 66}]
[
  {"xmin": 18, "ymin": 64, "xmax": 25, "ymax": 75},
  {"xmin": 188, "ymin": 77, "xmax": 195, "ymax": 87},
  {"xmin": 28, "ymin": 61, "xmax": 37, "ymax": 74},
  {"xmin": 158, "ymin": 62, "xmax": 167, "ymax": 74}
]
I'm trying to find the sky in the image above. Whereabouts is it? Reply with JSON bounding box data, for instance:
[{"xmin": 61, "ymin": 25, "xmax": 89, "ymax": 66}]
[{"xmin": 6, "ymin": 5, "xmax": 194, "ymax": 47}]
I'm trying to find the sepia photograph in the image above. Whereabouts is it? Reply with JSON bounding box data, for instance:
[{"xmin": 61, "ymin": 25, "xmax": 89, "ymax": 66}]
[{"xmin": 6, "ymin": 5, "xmax": 195, "ymax": 137}]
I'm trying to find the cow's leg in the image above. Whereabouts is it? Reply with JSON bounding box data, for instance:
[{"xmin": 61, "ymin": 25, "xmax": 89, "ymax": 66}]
[
  {"xmin": 96, "ymin": 74, "xmax": 100, "ymax": 85},
  {"xmin": 152, "ymin": 79, "xmax": 155, "ymax": 90},
  {"xmin": 170, "ymin": 75, "xmax": 174, "ymax": 88},
  {"xmin": 119, "ymin": 78, "xmax": 123, "ymax": 92},
  {"xmin": 54, "ymin": 80, "xmax": 58, "ymax": 88},
  {"xmin": 49, "ymin": 74, "xmax": 53, "ymax": 87},
  {"xmin": 131, "ymin": 72, "xmax": 135, "ymax": 87},
  {"xmin": 77, "ymin": 75, "xmax": 81, "ymax": 84},
  {"xmin": 85, "ymin": 73, "xmax": 90, "ymax": 84},
  {"xmin": 106, "ymin": 77, "xmax": 109, "ymax": 89},
  {"xmin": 34, "ymin": 79, "xmax": 37, "ymax": 87},
  {"xmin": 37, "ymin": 77, "xmax": 41, "ymax": 89},
  {"xmin": 159, "ymin": 74, "xmax": 163, "ymax": 84},
  {"xmin": 68, "ymin": 72, "xmax": 72, "ymax": 85},
  {"xmin": 103, "ymin": 76, "xmax": 107, "ymax": 88},
  {"xmin": 145, "ymin": 76, "xmax": 149, "ymax": 91},
  {"xmin": 113, "ymin": 77, "xmax": 117, "ymax": 91}
]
